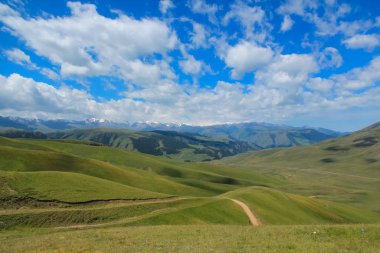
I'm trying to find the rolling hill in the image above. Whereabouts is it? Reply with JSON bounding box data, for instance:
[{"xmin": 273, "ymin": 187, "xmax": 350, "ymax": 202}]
[
  {"xmin": 0, "ymin": 132, "xmax": 379, "ymax": 225},
  {"xmin": 0, "ymin": 124, "xmax": 379, "ymax": 252},
  {"xmin": 218, "ymin": 121, "xmax": 380, "ymax": 211}
]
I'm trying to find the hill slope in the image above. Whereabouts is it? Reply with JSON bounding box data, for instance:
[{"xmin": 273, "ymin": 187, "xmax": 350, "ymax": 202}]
[
  {"xmin": 0, "ymin": 128, "xmax": 379, "ymax": 230},
  {"xmin": 0, "ymin": 171, "xmax": 168, "ymax": 203},
  {"xmin": 219, "ymin": 121, "xmax": 380, "ymax": 211}
]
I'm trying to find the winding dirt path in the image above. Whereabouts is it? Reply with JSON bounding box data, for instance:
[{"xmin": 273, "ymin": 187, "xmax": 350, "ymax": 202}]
[{"xmin": 230, "ymin": 199, "xmax": 261, "ymax": 226}]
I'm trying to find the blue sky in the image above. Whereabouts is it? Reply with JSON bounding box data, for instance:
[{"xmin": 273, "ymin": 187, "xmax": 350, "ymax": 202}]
[{"xmin": 0, "ymin": 0, "xmax": 379, "ymax": 131}]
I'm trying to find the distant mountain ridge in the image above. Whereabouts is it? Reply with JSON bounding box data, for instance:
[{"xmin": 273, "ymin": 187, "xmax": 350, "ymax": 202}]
[
  {"xmin": 0, "ymin": 116, "xmax": 344, "ymax": 150},
  {"xmin": 0, "ymin": 128, "xmax": 252, "ymax": 162}
]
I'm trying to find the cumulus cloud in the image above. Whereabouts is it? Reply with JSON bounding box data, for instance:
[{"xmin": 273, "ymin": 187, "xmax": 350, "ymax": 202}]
[
  {"xmin": 0, "ymin": 2, "xmax": 178, "ymax": 86},
  {"xmin": 343, "ymin": 34, "xmax": 380, "ymax": 51},
  {"xmin": 40, "ymin": 68, "xmax": 60, "ymax": 80},
  {"xmin": 0, "ymin": 73, "xmax": 97, "ymax": 118},
  {"xmin": 159, "ymin": 0, "xmax": 175, "ymax": 14},
  {"xmin": 318, "ymin": 47, "xmax": 343, "ymax": 68},
  {"xmin": 223, "ymin": 1, "xmax": 270, "ymax": 42},
  {"xmin": 4, "ymin": 48, "xmax": 59, "ymax": 79},
  {"xmin": 187, "ymin": 0, "xmax": 219, "ymax": 24},
  {"xmin": 1, "ymin": 69, "xmax": 380, "ymax": 128},
  {"xmin": 255, "ymin": 53, "xmax": 318, "ymax": 105},
  {"xmin": 277, "ymin": 0, "xmax": 375, "ymax": 37},
  {"xmin": 332, "ymin": 56, "xmax": 380, "ymax": 90},
  {"xmin": 277, "ymin": 0, "xmax": 318, "ymax": 16},
  {"xmin": 225, "ymin": 41, "xmax": 274, "ymax": 79},
  {"xmin": 280, "ymin": 15, "xmax": 294, "ymax": 32},
  {"xmin": 0, "ymin": 3, "xmax": 18, "ymax": 16},
  {"xmin": 4, "ymin": 48, "xmax": 33, "ymax": 66},
  {"xmin": 1, "ymin": 1, "xmax": 380, "ymax": 130},
  {"xmin": 179, "ymin": 55, "xmax": 203, "ymax": 76},
  {"xmin": 190, "ymin": 22, "xmax": 208, "ymax": 48},
  {"xmin": 306, "ymin": 77, "xmax": 334, "ymax": 93}
]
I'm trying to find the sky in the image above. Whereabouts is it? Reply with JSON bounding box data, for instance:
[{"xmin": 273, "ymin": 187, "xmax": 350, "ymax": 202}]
[{"xmin": 0, "ymin": 0, "xmax": 379, "ymax": 131}]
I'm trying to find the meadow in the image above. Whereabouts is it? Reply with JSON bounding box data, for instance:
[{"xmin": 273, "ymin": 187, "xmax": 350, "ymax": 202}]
[
  {"xmin": 1, "ymin": 224, "xmax": 379, "ymax": 253},
  {"xmin": 0, "ymin": 122, "xmax": 379, "ymax": 252}
]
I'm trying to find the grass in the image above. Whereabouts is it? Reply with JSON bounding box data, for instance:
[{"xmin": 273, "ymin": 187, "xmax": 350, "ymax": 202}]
[
  {"xmin": 0, "ymin": 198, "xmax": 205, "ymax": 229},
  {"xmin": 0, "ymin": 171, "xmax": 168, "ymax": 202},
  {"xmin": 1, "ymin": 129, "xmax": 380, "ymax": 252},
  {"xmin": 129, "ymin": 198, "xmax": 248, "ymax": 226},
  {"xmin": 0, "ymin": 197, "xmax": 254, "ymax": 229},
  {"xmin": 218, "ymin": 125, "xmax": 380, "ymax": 212},
  {"xmin": 0, "ymin": 224, "xmax": 379, "ymax": 253},
  {"xmin": 0, "ymin": 137, "xmax": 282, "ymax": 197},
  {"xmin": 1, "ymin": 136, "xmax": 379, "ymax": 225},
  {"xmin": 0, "ymin": 138, "xmax": 216, "ymax": 197},
  {"xmin": 221, "ymin": 187, "xmax": 380, "ymax": 225}
]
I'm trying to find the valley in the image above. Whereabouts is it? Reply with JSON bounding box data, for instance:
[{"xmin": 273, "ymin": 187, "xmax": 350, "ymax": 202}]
[{"xmin": 0, "ymin": 122, "xmax": 379, "ymax": 252}]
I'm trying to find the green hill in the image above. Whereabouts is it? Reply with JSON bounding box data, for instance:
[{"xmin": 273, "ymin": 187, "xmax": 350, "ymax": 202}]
[
  {"xmin": 0, "ymin": 125, "xmax": 379, "ymax": 238},
  {"xmin": 219, "ymin": 121, "xmax": 380, "ymax": 211},
  {"xmin": 0, "ymin": 136, "xmax": 279, "ymax": 198},
  {"xmin": 0, "ymin": 171, "xmax": 168, "ymax": 203},
  {"xmin": 220, "ymin": 187, "xmax": 378, "ymax": 225}
]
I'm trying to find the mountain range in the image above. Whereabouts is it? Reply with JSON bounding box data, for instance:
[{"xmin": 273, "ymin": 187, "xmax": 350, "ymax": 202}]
[{"xmin": 0, "ymin": 116, "xmax": 345, "ymax": 150}]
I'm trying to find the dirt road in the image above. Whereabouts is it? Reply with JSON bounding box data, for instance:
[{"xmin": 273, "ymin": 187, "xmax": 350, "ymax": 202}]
[{"xmin": 230, "ymin": 199, "xmax": 261, "ymax": 226}]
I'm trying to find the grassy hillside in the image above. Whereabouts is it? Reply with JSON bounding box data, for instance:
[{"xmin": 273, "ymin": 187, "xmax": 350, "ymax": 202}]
[
  {"xmin": 2, "ymin": 137, "xmax": 282, "ymax": 195},
  {"xmin": 221, "ymin": 187, "xmax": 378, "ymax": 225},
  {"xmin": 0, "ymin": 171, "xmax": 168, "ymax": 203},
  {"xmin": 0, "ymin": 126, "xmax": 380, "ymax": 252},
  {"xmin": 219, "ymin": 121, "xmax": 380, "ymax": 211},
  {"xmin": 0, "ymin": 134, "xmax": 378, "ymax": 224}
]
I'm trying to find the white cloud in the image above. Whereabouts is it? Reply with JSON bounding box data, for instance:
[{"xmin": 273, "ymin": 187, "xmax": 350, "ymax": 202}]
[
  {"xmin": 277, "ymin": 0, "xmax": 318, "ymax": 16},
  {"xmin": 343, "ymin": 34, "xmax": 380, "ymax": 51},
  {"xmin": 179, "ymin": 55, "xmax": 203, "ymax": 76},
  {"xmin": 0, "ymin": 73, "xmax": 97, "ymax": 118},
  {"xmin": 4, "ymin": 48, "xmax": 60, "ymax": 80},
  {"xmin": 40, "ymin": 68, "xmax": 60, "ymax": 80},
  {"xmin": 190, "ymin": 22, "xmax": 208, "ymax": 48},
  {"xmin": 187, "ymin": 0, "xmax": 219, "ymax": 24},
  {"xmin": 1, "ymin": 70, "xmax": 380, "ymax": 128},
  {"xmin": 332, "ymin": 56, "xmax": 380, "ymax": 90},
  {"xmin": 1, "ymin": 1, "xmax": 380, "ymax": 130},
  {"xmin": 225, "ymin": 41, "xmax": 274, "ymax": 79},
  {"xmin": 60, "ymin": 63, "xmax": 89, "ymax": 76},
  {"xmin": 255, "ymin": 53, "xmax": 318, "ymax": 105},
  {"xmin": 223, "ymin": 1, "xmax": 270, "ymax": 42},
  {"xmin": 277, "ymin": 0, "xmax": 376, "ymax": 37},
  {"xmin": 306, "ymin": 77, "xmax": 334, "ymax": 93},
  {"xmin": 280, "ymin": 15, "xmax": 294, "ymax": 32},
  {"xmin": 4, "ymin": 48, "xmax": 32, "ymax": 66},
  {"xmin": 318, "ymin": 47, "xmax": 342, "ymax": 68},
  {"xmin": 0, "ymin": 3, "xmax": 17, "ymax": 16},
  {"xmin": 0, "ymin": 2, "xmax": 178, "ymax": 86},
  {"xmin": 159, "ymin": 0, "xmax": 174, "ymax": 14}
]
